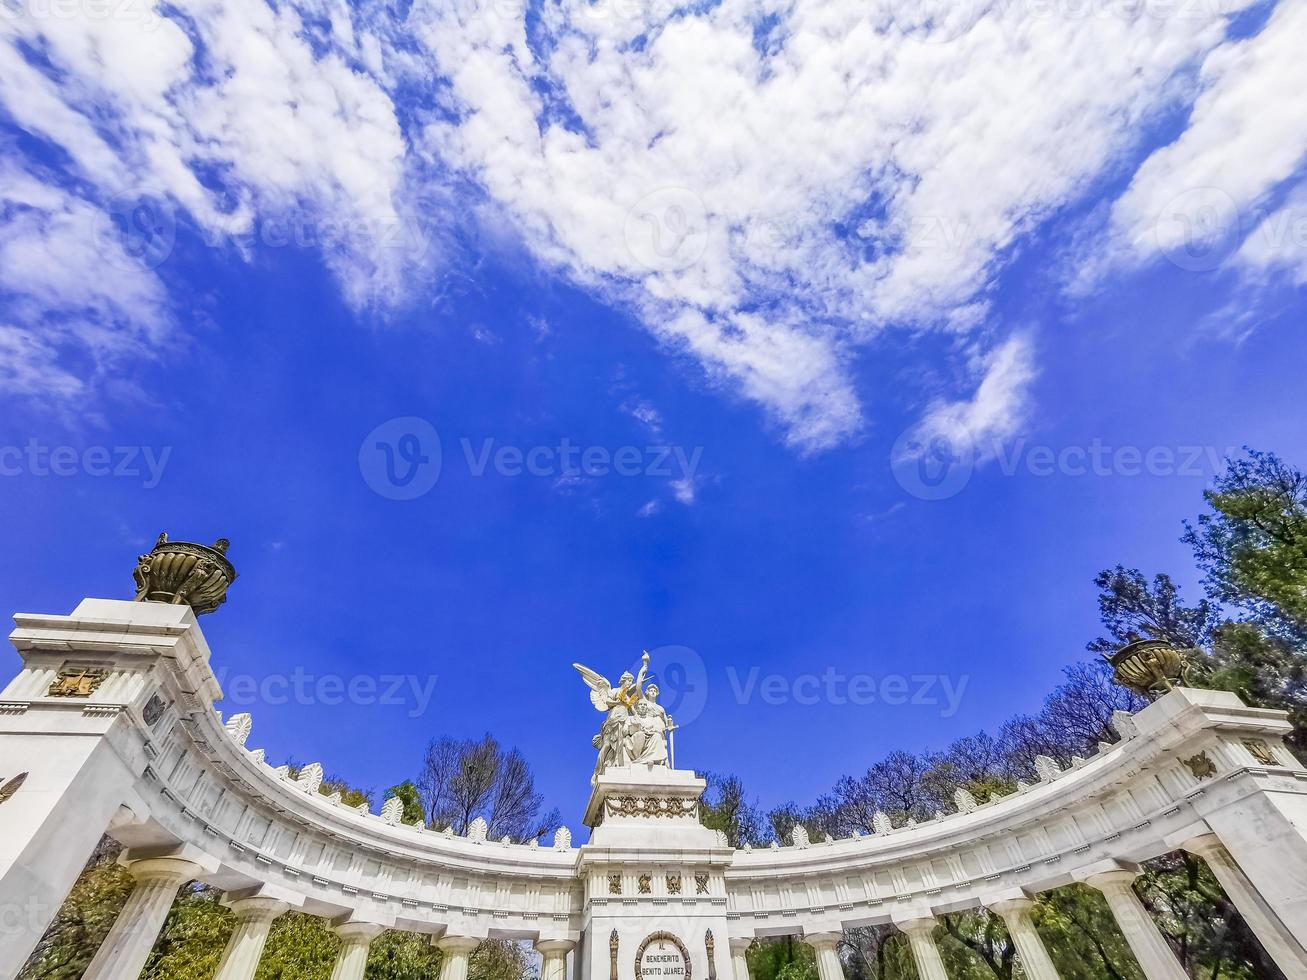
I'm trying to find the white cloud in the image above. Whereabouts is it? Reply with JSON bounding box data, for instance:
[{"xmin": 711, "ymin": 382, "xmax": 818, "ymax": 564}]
[
  {"xmin": 0, "ymin": 0, "xmax": 1297, "ymax": 450},
  {"xmin": 1096, "ymin": 0, "xmax": 1307, "ymax": 276},
  {"xmin": 0, "ymin": 161, "xmax": 174, "ymax": 399},
  {"xmin": 408, "ymin": 0, "xmax": 1261, "ymax": 448},
  {"xmin": 1235, "ymin": 183, "xmax": 1307, "ymax": 285},
  {"xmin": 914, "ymin": 333, "xmax": 1038, "ymax": 461}
]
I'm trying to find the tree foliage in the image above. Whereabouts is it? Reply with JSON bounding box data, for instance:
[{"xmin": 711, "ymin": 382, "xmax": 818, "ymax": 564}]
[{"xmin": 417, "ymin": 734, "xmax": 560, "ymax": 841}]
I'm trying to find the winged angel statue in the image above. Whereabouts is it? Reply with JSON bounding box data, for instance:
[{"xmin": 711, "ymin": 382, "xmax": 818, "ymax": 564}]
[{"xmin": 574, "ymin": 652, "xmax": 673, "ymax": 776}]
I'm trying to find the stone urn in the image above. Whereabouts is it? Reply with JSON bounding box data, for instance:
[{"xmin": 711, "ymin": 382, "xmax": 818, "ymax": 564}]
[
  {"xmin": 132, "ymin": 533, "xmax": 237, "ymax": 615},
  {"xmin": 1107, "ymin": 637, "xmax": 1192, "ymax": 697}
]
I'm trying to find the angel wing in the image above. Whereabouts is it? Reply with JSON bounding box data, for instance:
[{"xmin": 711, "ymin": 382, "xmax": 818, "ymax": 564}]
[{"xmin": 573, "ymin": 662, "xmax": 615, "ymax": 711}]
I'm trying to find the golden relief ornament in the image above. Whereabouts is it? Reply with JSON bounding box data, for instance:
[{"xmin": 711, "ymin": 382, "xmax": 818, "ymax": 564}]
[
  {"xmin": 133, "ymin": 533, "xmax": 237, "ymax": 616},
  {"xmin": 0, "ymin": 772, "xmax": 27, "ymax": 806},
  {"xmin": 48, "ymin": 666, "xmax": 109, "ymax": 698},
  {"xmin": 609, "ymin": 874, "xmax": 622, "ymax": 895},
  {"xmin": 1243, "ymin": 739, "xmax": 1279, "ymax": 766},
  {"xmin": 694, "ymin": 873, "xmax": 709, "ymax": 895},
  {"xmin": 1182, "ymin": 752, "xmax": 1217, "ymax": 780},
  {"xmin": 666, "ymin": 874, "xmax": 681, "ymax": 895},
  {"xmin": 705, "ymin": 930, "xmax": 716, "ymax": 980},
  {"xmin": 609, "ymin": 930, "xmax": 619, "ymax": 980},
  {"xmin": 638, "ymin": 874, "xmax": 652, "ymax": 895}
]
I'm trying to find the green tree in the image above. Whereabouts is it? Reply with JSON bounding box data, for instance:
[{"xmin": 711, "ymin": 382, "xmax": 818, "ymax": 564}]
[
  {"xmin": 387, "ymin": 779, "xmax": 427, "ymax": 824},
  {"xmin": 700, "ymin": 772, "xmax": 766, "ymax": 847}
]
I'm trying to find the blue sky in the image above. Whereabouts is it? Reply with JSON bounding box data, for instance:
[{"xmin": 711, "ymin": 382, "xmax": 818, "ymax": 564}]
[{"xmin": 1, "ymin": 0, "xmax": 1305, "ymax": 826}]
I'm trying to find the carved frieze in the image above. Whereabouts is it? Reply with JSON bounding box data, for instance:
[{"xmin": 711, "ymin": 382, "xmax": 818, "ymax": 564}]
[{"xmin": 605, "ymin": 796, "xmax": 698, "ymax": 819}]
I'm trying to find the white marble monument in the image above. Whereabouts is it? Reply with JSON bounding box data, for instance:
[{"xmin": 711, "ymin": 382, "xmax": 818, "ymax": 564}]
[{"xmin": 1, "ymin": 542, "xmax": 1307, "ymax": 980}]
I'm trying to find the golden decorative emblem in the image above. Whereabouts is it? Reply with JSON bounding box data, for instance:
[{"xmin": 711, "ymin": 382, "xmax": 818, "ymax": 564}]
[
  {"xmin": 1243, "ymin": 739, "xmax": 1279, "ymax": 766},
  {"xmin": 635, "ymin": 932, "xmax": 691, "ymax": 980},
  {"xmin": 666, "ymin": 874, "xmax": 682, "ymax": 895},
  {"xmin": 48, "ymin": 667, "xmax": 109, "ymax": 698},
  {"xmin": 638, "ymin": 874, "xmax": 652, "ymax": 895},
  {"xmin": 609, "ymin": 874, "xmax": 622, "ymax": 895},
  {"xmin": 1182, "ymin": 752, "xmax": 1217, "ymax": 780},
  {"xmin": 695, "ymin": 873, "xmax": 709, "ymax": 895},
  {"xmin": 0, "ymin": 772, "xmax": 28, "ymax": 806}
]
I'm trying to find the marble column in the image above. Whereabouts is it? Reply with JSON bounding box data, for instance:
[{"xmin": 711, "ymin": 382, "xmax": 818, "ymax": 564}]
[
  {"xmin": 1085, "ymin": 870, "xmax": 1186, "ymax": 980},
  {"xmin": 81, "ymin": 856, "xmax": 203, "ymax": 980},
  {"xmin": 804, "ymin": 932, "xmax": 844, "ymax": 980},
  {"xmin": 988, "ymin": 898, "xmax": 1061, "ymax": 980},
  {"xmin": 438, "ymin": 935, "xmax": 482, "ymax": 980},
  {"xmin": 329, "ymin": 922, "xmax": 386, "ymax": 980},
  {"xmin": 1183, "ymin": 834, "xmax": 1307, "ymax": 975},
  {"xmin": 536, "ymin": 939, "xmax": 574, "ymax": 980},
  {"xmin": 728, "ymin": 938, "xmax": 752, "ymax": 980},
  {"xmin": 896, "ymin": 918, "xmax": 948, "ymax": 980},
  {"xmin": 211, "ymin": 897, "xmax": 289, "ymax": 980}
]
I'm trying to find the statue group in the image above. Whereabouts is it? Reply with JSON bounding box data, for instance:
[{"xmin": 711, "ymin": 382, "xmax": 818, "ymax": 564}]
[{"xmin": 574, "ymin": 652, "xmax": 674, "ymax": 775}]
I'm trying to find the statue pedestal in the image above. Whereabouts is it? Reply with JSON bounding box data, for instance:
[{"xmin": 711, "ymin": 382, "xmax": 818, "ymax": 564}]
[
  {"xmin": 582, "ymin": 765, "xmax": 717, "ymax": 849},
  {"xmin": 577, "ymin": 766, "xmax": 732, "ymax": 980}
]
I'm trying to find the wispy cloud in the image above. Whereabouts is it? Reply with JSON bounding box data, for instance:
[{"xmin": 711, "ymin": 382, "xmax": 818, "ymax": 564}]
[{"xmin": 0, "ymin": 0, "xmax": 1299, "ymax": 451}]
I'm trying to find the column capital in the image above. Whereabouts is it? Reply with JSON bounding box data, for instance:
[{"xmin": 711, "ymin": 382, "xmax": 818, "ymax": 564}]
[
  {"xmin": 803, "ymin": 931, "xmax": 842, "ymax": 951},
  {"xmin": 728, "ymin": 937, "xmax": 754, "ymax": 953},
  {"xmin": 535, "ymin": 939, "xmax": 576, "ymax": 955},
  {"xmin": 334, "ymin": 922, "xmax": 388, "ymax": 944},
  {"xmin": 984, "ymin": 894, "xmax": 1037, "ymax": 918},
  {"xmin": 437, "ymin": 935, "xmax": 483, "ymax": 955},
  {"xmin": 124, "ymin": 855, "xmax": 207, "ymax": 885},
  {"xmin": 894, "ymin": 917, "xmax": 939, "ymax": 937},
  {"xmin": 227, "ymin": 896, "xmax": 290, "ymax": 924},
  {"xmin": 1084, "ymin": 869, "xmax": 1141, "ymax": 893},
  {"xmin": 1179, "ymin": 833, "xmax": 1224, "ymax": 858}
]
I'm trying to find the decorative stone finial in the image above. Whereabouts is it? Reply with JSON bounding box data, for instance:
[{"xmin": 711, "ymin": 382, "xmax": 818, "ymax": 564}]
[
  {"xmin": 1105, "ymin": 637, "xmax": 1192, "ymax": 696},
  {"xmin": 133, "ymin": 532, "xmax": 237, "ymax": 615}
]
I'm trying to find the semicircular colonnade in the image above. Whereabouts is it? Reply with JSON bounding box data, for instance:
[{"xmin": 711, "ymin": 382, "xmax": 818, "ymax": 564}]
[{"xmin": 2, "ymin": 596, "xmax": 1307, "ymax": 980}]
